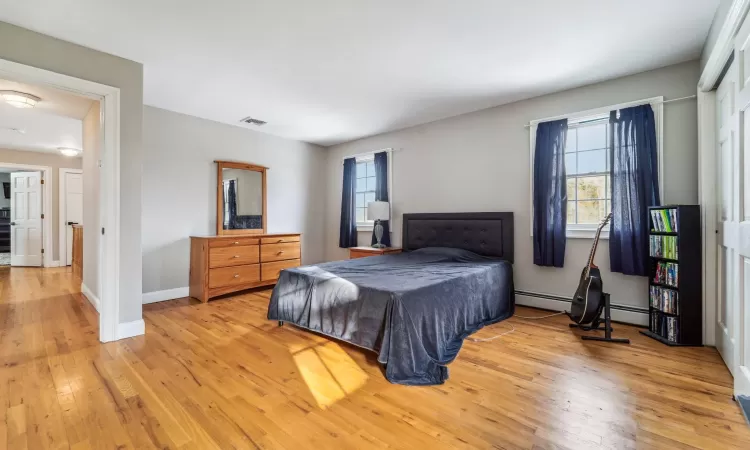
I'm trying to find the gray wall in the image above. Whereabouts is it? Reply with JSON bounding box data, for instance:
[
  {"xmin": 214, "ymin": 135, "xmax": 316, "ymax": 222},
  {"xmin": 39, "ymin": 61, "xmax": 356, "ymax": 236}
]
[
  {"xmin": 0, "ymin": 21, "xmax": 144, "ymax": 324},
  {"xmin": 323, "ymin": 60, "xmax": 701, "ymax": 312},
  {"xmin": 0, "ymin": 148, "xmax": 82, "ymax": 261},
  {"xmin": 142, "ymin": 106, "xmax": 326, "ymax": 294}
]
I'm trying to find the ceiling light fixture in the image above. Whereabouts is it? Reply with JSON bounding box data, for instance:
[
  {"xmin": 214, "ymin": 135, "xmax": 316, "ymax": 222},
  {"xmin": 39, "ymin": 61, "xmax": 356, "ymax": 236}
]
[
  {"xmin": 0, "ymin": 90, "xmax": 41, "ymax": 109},
  {"xmin": 58, "ymin": 147, "xmax": 81, "ymax": 157}
]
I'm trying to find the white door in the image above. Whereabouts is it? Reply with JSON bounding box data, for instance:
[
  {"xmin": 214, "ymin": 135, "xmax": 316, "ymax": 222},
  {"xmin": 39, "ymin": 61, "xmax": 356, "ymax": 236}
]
[
  {"xmin": 731, "ymin": 19, "xmax": 750, "ymax": 396},
  {"xmin": 63, "ymin": 171, "xmax": 83, "ymax": 266},
  {"xmin": 10, "ymin": 171, "xmax": 43, "ymax": 267}
]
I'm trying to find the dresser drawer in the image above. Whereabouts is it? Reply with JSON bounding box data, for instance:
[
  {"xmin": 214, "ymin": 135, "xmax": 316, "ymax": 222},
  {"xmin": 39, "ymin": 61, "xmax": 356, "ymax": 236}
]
[
  {"xmin": 261, "ymin": 242, "xmax": 301, "ymax": 262},
  {"xmin": 260, "ymin": 235, "xmax": 300, "ymax": 245},
  {"xmin": 209, "ymin": 245, "xmax": 259, "ymax": 268},
  {"xmin": 261, "ymin": 259, "xmax": 301, "ymax": 282},
  {"xmin": 209, "ymin": 237, "xmax": 260, "ymax": 248},
  {"xmin": 208, "ymin": 264, "xmax": 260, "ymax": 288}
]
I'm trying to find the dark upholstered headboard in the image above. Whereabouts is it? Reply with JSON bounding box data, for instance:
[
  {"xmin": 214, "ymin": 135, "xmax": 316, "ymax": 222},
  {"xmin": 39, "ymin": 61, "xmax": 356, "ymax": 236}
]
[{"xmin": 401, "ymin": 212, "xmax": 514, "ymax": 263}]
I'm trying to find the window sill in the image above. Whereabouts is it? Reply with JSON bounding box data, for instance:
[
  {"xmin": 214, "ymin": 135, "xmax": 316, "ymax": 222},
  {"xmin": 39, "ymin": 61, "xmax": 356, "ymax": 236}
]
[
  {"xmin": 357, "ymin": 223, "xmax": 374, "ymax": 231},
  {"xmin": 567, "ymin": 228, "xmax": 609, "ymax": 240}
]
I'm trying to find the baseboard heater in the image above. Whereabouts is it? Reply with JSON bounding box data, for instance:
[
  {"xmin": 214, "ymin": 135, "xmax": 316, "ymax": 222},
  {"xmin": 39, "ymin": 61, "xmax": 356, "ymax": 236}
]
[{"xmin": 514, "ymin": 290, "xmax": 649, "ymax": 316}]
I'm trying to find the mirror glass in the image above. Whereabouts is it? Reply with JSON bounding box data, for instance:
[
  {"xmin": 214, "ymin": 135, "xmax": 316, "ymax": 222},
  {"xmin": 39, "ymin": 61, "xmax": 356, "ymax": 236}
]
[{"xmin": 222, "ymin": 168, "xmax": 263, "ymax": 230}]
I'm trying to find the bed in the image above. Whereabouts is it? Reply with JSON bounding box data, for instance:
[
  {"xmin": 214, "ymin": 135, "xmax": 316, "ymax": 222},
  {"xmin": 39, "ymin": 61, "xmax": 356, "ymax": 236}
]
[{"xmin": 267, "ymin": 212, "xmax": 515, "ymax": 385}]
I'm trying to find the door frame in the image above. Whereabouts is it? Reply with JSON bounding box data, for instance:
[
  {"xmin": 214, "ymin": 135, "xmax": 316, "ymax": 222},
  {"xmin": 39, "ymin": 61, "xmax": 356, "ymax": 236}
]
[
  {"xmin": 59, "ymin": 168, "xmax": 83, "ymax": 267},
  {"xmin": 0, "ymin": 162, "xmax": 53, "ymax": 268},
  {"xmin": 0, "ymin": 58, "xmax": 123, "ymax": 343}
]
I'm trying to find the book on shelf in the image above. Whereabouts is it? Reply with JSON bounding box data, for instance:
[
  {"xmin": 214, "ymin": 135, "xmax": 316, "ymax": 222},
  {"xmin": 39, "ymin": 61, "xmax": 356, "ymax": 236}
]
[
  {"xmin": 650, "ymin": 208, "xmax": 678, "ymax": 232},
  {"xmin": 653, "ymin": 261, "xmax": 678, "ymax": 287},
  {"xmin": 650, "ymin": 285, "xmax": 678, "ymax": 314},
  {"xmin": 649, "ymin": 235, "xmax": 678, "ymax": 259},
  {"xmin": 650, "ymin": 312, "xmax": 680, "ymax": 342}
]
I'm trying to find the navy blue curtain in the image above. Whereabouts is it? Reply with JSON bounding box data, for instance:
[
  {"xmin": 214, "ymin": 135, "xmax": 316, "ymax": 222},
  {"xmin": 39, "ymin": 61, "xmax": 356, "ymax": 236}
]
[
  {"xmin": 609, "ymin": 105, "xmax": 660, "ymax": 276},
  {"xmin": 533, "ymin": 119, "xmax": 568, "ymax": 267},
  {"xmin": 339, "ymin": 158, "xmax": 358, "ymax": 248},
  {"xmin": 371, "ymin": 151, "xmax": 392, "ymax": 247},
  {"xmin": 227, "ymin": 180, "xmax": 237, "ymax": 227}
]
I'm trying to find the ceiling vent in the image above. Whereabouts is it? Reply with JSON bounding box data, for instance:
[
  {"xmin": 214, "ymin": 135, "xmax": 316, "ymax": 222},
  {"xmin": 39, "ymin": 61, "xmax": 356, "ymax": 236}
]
[{"xmin": 240, "ymin": 116, "xmax": 267, "ymax": 126}]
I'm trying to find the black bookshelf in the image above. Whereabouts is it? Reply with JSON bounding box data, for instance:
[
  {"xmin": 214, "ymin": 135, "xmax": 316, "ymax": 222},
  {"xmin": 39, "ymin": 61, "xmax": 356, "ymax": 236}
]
[
  {"xmin": 0, "ymin": 208, "xmax": 9, "ymax": 253},
  {"xmin": 640, "ymin": 205, "xmax": 702, "ymax": 346}
]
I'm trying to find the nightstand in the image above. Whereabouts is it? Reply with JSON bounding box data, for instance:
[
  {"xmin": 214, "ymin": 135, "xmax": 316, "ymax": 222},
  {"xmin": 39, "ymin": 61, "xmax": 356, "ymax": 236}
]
[{"xmin": 349, "ymin": 246, "xmax": 402, "ymax": 259}]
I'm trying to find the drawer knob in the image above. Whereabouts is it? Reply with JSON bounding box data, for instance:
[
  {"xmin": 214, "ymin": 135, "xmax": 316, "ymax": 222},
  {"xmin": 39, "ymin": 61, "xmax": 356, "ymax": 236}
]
[
  {"xmin": 233, "ymin": 241, "xmax": 239, "ymax": 245},
  {"xmin": 234, "ymin": 274, "xmax": 240, "ymax": 278},
  {"xmin": 277, "ymin": 239, "xmax": 283, "ymax": 243},
  {"xmin": 277, "ymin": 251, "xmax": 284, "ymax": 255},
  {"xmin": 233, "ymin": 255, "xmax": 240, "ymax": 258}
]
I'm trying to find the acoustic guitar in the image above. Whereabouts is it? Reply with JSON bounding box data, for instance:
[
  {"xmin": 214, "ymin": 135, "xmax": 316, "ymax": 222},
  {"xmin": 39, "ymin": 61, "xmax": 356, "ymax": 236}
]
[{"xmin": 569, "ymin": 213, "xmax": 612, "ymax": 325}]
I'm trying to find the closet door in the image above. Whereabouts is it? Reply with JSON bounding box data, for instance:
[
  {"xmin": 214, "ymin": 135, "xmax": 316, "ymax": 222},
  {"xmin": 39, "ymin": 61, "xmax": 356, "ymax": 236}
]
[{"xmin": 731, "ymin": 17, "xmax": 750, "ymax": 395}]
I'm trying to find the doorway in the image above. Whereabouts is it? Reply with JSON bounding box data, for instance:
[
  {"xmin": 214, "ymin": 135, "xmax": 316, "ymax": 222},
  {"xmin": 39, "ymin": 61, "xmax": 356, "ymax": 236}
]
[
  {"xmin": 60, "ymin": 168, "xmax": 83, "ymax": 266},
  {"xmin": 0, "ymin": 57, "xmax": 124, "ymax": 343}
]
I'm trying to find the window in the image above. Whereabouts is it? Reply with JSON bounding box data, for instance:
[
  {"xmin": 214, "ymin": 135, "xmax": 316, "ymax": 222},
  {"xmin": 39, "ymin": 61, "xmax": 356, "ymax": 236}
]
[
  {"xmin": 355, "ymin": 158, "xmax": 377, "ymax": 225},
  {"xmin": 530, "ymin": 97, "xmax": 663, "ymax": 239},
  {"xmin": 565, "ymin": 120, "xmax": 610, "ymax": 227}
]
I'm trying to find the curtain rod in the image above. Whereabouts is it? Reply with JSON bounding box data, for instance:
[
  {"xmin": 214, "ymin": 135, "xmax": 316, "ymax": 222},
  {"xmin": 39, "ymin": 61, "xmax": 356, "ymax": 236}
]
[
  {"xmin": 523, "ymin": 95, "xmax": 697, "ymax": 129},
  {"xmin": 342, "ymin": 147, "xmax": 401, "ymax": 162}
]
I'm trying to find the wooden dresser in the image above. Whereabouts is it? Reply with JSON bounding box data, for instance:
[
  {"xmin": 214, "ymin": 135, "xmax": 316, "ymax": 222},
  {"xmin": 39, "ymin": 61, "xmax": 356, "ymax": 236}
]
[
  {"xmin": 189, "ymin": 233, "xmax": 301, "ymax": 302},
  {"xmin": 72, "ymin": 225, "xmax": 83, "ymax": 280}
]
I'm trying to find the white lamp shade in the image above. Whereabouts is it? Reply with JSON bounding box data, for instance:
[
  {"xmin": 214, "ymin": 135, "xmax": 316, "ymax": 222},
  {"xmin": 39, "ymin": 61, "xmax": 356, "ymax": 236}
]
[{"xmin": 367, "ymin": 201, "xmax": 390, "ymax": 221}]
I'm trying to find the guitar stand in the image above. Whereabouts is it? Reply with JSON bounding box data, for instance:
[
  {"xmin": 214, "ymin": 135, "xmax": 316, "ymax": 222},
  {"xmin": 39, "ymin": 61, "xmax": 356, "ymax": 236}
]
[{"xmin": 569, "ymin": 293, "xmax": 630, "ymax": 344}]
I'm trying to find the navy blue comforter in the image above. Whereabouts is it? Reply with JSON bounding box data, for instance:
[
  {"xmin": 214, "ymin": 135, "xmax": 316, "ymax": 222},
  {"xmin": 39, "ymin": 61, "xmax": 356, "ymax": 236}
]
[{"xmin": 267, "ymin": 247, "xmax": 514, "ymax": 385}]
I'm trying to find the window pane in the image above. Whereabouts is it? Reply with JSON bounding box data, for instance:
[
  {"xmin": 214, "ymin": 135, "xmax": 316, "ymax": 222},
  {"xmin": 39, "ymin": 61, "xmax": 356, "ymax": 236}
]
[
  {"xmin": 565, "ymin": 129, "xmax": 577, "ymax": 153},
  {"xmin": 356, "ymin": 162, "xmax": 367, "ymax": 178},
  {"xmin": 365, "ymin": 192, "xmax": 375, "ymax": 206},
  {"xmin": 356, "ymin": 177, "xmax": 366, "ymax": 193},
  {"xmin": 565, "ymin": 153, "xmax": 576, "ymax": 175},
  {"xmin": 367, "ymin": 161, "xmax": 376, "ymax": 177},
  {"xmin": 578, "ymin": 123, "xmax": 607, "ymax": 150},
  {"xmin": 606, "ymin": 175, "xmax": 611, "ymax": 198},
  {"xmin": 566, "ymin": 178, "xmax": 576, "ymax": 201},
  {"xmin": 567, "ymin": 201, "xmax": 576, "ymax": 224},
  {"xmin": 356, "ymin": 193, "xmax": 365, "ymax": 208},
  {"xmin": 356, "ymin": 208, "xmax": 365, "ymax": 223},
  {"xmin": 578, "ymin": 200, "xmax": 604, "ymax": 223},
  {"xmin": 367, "ymin": 176, "xmax": 376, "ymax": 192},
  {"xmin": 577, "ymin": 176, "xmax": 606, "ymax": 200},
  {"xmin": 577, "ymin": 149, "xmax": 607, "ymax": 174},
  {"xmin": 606, "ymin": 200, "xmax": 611, "ymax": 215}
]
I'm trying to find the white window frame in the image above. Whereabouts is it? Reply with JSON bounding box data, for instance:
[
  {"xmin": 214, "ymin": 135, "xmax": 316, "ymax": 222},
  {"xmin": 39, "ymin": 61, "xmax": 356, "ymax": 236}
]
[
  {"xmin": 344, "ymin": 148, "xmax": 394, "ymax": 231},
  {"xmin": 529, "ymin": 96, "xmax": 664, "ymax": 239}
]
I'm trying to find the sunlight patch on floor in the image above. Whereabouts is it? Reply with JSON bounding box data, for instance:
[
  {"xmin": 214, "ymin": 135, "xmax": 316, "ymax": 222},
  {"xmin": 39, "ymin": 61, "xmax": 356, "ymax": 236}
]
[{"xmin": 293, "ymin": 341, "xmax": 368, "ymax": 409}]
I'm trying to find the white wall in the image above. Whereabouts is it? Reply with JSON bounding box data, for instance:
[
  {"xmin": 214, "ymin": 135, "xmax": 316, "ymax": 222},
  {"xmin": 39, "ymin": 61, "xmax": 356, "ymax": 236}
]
[
  {"xmin": 323, "ymin": 60, "xmax": 701, "ymax": 316},
  {"xmin": 0, "ymin": 21, "xmax": 144, "ymax": 325},
  {"xmin": 141, "ymin": 106, "xmax": 326, "ymax": 294},
  {"xmin": 82, "ymin": 102, "xmax": 100, "ymax": 299},
  {"xmin": 0, "ymin": 148, "xmax": 82, "ymax": 260}
]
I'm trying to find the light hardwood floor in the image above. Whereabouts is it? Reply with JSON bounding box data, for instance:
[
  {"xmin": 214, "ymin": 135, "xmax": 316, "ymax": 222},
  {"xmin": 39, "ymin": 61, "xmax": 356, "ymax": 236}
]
[{"xmin": 1, "ymin": 266, "xmax": 749, "ymax": 449}]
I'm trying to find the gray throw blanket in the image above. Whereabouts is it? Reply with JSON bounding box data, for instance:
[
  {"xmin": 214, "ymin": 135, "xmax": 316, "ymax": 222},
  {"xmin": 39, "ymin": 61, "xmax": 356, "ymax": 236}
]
[{"xmin": 267, "ymin": 247, "xmax": 514, "ymax": 385}]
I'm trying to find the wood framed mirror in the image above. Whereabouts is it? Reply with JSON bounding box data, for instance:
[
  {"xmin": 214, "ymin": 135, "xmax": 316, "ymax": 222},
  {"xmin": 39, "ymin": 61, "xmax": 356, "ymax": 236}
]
[{"xmin": 216, "ymin": 160, "xmax": 267, "ymax": 235}]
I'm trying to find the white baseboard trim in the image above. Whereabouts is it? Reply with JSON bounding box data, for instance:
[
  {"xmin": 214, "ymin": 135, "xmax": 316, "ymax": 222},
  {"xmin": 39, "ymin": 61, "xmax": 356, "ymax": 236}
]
[
  {"xmin": 80, "ymin": 282, "xmax": 100, "ymax": 312},
  {"xmin": 117, "ymin": 319, "xmax": 145, "ymax": 340},
  {"xmin": 515, "ymin": 291, "xmax": 649, "ymax": 327},
  {"xmin": 48, "ymin": 260, "xmax": 61, "ymax": 268},
  {"xmin": 143, "ymin": 286, "xmax": 189, "ymax": 304}
]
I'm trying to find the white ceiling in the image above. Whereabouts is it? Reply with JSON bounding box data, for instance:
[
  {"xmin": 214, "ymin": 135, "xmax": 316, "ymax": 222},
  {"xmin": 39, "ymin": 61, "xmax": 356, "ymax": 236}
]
[
  {"xmin": 0, "ymin": 80, "xmax": 86, "ymax": 156},
  {"xmin": 0, "ymin": 0, "xmax": 719, "ymax": 146}
]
